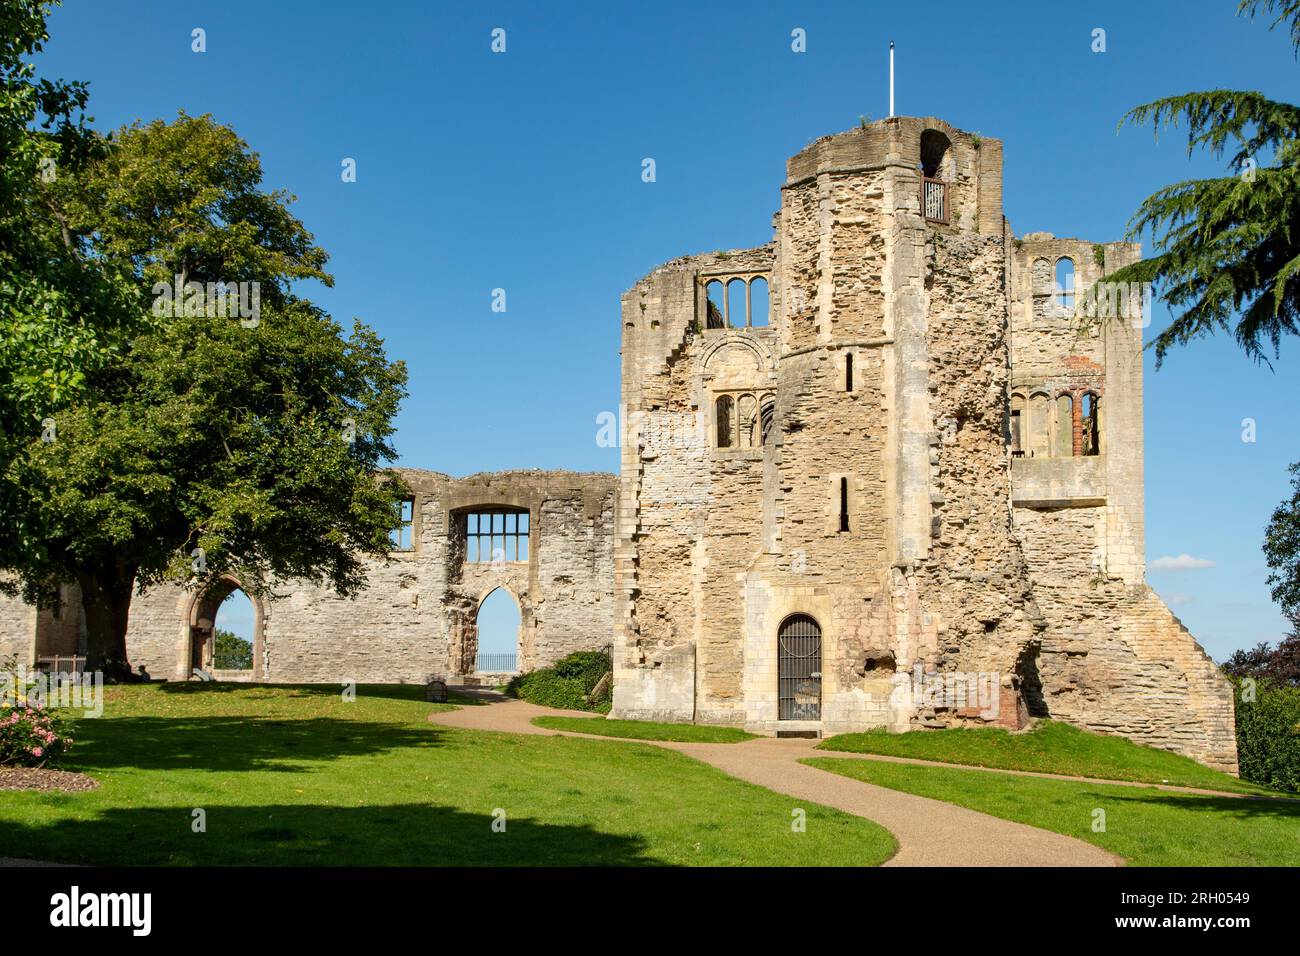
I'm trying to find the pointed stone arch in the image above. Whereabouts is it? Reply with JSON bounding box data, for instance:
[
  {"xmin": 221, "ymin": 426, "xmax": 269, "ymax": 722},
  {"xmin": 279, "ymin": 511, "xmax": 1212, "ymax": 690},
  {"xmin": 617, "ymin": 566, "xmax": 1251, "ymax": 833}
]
[{"xmin": 185, "ymin": 575, "xmax": 265, "ymax": 680}]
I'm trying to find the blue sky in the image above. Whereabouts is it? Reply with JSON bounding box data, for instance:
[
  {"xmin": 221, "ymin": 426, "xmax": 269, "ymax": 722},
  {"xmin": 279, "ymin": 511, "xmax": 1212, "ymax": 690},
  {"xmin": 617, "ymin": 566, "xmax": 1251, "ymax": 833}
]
[{"xmin": 38, "ymin": 0, "xmax": 1299, "ymax": 660}]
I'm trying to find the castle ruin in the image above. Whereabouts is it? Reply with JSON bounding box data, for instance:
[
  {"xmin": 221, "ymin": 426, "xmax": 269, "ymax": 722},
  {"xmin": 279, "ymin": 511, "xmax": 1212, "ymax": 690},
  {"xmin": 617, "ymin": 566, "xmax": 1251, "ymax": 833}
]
[{"xmin": 2, "ymin": 116, "xmax": 1237, "ymax": 772}]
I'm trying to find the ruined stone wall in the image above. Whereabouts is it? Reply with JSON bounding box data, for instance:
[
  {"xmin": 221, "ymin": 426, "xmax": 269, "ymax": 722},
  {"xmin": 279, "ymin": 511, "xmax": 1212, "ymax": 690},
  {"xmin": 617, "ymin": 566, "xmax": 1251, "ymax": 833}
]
[
  {"xmin": 3, "ymin": 469, "xmax": 616, "ymax": 685},
  {"xmin": 1007, "ymin": 237, "xmax": 1236, "ymax": 770},
  {"xmin": 614, "ymin": 114, "xmax": 1237, "ymax": 771}
]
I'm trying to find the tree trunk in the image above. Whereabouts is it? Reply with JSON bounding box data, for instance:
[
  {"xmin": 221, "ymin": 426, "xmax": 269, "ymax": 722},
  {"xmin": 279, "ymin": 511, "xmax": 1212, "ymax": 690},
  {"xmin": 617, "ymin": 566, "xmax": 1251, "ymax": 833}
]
[{"xmin": 76, "ymin": 562, "xmax": 138, "ymax": 682}]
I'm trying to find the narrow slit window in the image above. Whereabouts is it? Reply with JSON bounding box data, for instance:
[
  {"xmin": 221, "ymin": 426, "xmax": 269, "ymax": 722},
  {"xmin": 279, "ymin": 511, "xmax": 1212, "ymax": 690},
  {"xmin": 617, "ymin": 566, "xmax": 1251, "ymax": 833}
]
[
  {"xmin": 845, "ymin": 353, "xmax": 854, "ymax": 392},
  {"xmin": 839, "ymin": 477, "xmax": 850, "ymax": 532}
]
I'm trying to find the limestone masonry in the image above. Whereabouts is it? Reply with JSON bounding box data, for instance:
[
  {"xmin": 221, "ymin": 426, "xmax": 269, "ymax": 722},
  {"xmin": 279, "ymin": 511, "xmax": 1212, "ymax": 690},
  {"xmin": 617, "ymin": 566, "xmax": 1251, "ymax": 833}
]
[
  {"xmin": 610, "ymin": 117, "xmax": 1236, "ymax": 772},
  {"xmin": 2, "ymin": 116, "xmax": 1237, "ymax": 771}
]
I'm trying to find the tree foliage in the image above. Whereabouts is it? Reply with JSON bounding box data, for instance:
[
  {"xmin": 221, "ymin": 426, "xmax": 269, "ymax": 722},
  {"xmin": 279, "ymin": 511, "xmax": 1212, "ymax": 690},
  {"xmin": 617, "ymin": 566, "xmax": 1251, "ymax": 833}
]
[
  {"xmin": 1107, "ymin": 1, "xmax": 1300, "ymax": 366},
  {"xmin": 0, "ymin": 20, "xmax": 409, "ymax": 677}
]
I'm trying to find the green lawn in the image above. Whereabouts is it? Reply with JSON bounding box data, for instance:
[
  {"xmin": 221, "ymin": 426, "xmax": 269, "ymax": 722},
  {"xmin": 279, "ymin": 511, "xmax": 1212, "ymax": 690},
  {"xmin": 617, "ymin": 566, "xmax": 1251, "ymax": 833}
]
[
  {"xmin": 531, "ymin": 715, "xmax": 757, "ymax": 743},
  {"xmin": 803, "ymin": 757, "xmax": 1300, "ymax": 866},
  {"xmin": 818, "ymin": 720, "xmax": 1273, "ymax": 795},
  {"xmin": 0, "ymin": 683, "xmax": 895, "ymax": 866}
]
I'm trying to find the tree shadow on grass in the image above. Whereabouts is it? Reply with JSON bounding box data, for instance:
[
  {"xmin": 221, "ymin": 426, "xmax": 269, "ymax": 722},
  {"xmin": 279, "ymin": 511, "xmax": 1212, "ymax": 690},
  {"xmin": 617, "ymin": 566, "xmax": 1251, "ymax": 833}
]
[
  {"xmin": 65, "ymin": 716, "xmax": 447, "ymax": 774},
  {"xmin": 1089, "ymin": 786, "xmax": 1300, "ymax": 821},
  {"xmin": 0, "ymin": 803, "xmax": 660, "ymax": 866}
]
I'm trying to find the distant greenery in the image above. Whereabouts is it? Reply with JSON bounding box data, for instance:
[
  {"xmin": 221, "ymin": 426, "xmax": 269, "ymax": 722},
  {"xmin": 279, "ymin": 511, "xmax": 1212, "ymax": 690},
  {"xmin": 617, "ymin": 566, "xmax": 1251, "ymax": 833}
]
[
  {"xmin": 532, "ymin": 716, "xmax": 757, "ymax": 743},
  {"xmin": 507, "ymin": 650, "xmax": 611, "ymax": 713},
  {"xmin": 818, "ymin": 720, "xmax": 1272, "ymax": 795},
  {"xmin": 213, "ymin": 628, "xmax": 252, "ymax": 670},
  {"xmin": 0, "ymin": 683, "xmax": 897, "ymax": 866},
  {"xmin": 804, "ymin": 757, "xmax": 1300, "ymax": 867}
]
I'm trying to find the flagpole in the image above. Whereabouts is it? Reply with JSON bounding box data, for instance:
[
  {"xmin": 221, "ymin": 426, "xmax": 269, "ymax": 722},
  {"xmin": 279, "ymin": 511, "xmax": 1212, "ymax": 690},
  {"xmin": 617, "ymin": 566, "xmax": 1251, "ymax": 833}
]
[{"xmin": 889, "ymin": 41, "xmax": 895, "ymax": 118}]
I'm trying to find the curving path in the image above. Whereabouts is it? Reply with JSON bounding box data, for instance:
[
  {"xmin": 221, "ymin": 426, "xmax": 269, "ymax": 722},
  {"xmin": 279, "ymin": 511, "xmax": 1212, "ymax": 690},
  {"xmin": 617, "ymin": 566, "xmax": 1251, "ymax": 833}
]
[{"xmin": 429, "ymin": 694, "xmax": 1122, "ymax": 867}]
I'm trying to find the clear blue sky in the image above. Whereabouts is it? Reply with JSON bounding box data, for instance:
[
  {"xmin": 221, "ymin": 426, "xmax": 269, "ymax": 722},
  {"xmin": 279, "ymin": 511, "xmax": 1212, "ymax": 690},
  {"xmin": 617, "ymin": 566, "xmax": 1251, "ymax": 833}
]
[{"xmin": 38, "ymin": 0, "xmax": 1299, "ymax": 661}]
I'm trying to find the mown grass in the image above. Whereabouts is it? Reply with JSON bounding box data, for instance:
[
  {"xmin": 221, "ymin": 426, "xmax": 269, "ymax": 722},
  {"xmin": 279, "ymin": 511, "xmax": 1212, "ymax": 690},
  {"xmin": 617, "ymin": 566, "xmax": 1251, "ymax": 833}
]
[
  {"xmin": 0, "ymin": 683, "xmax": 895, "ymax": 866},
  {"xmin": 818, "ymin": 720, "xmax": 1272, "ymax": 795},
  {"xmin": 532, "ymin": 715, "xmax": 757, "ymax": 743},
  {"xmin": 803, "ymin": 757, "xmax": 1300, "ymax": 867}
]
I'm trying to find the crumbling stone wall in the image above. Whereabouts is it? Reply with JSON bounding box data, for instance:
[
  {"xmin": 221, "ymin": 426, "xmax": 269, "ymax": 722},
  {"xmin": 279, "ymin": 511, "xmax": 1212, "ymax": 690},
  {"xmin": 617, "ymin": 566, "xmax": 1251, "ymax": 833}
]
[
  {"xmin": 2, "ymin": 469, "xmax": 615, "ymax": 685},
  {"xmin": 613, "ymin": 115, "xmax": 1238, "ymax": 771}
]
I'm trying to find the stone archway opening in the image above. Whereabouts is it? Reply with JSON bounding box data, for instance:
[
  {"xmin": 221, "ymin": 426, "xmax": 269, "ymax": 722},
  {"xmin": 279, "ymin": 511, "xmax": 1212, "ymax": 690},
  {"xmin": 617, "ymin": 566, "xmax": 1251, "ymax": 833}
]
[
  {"xmin": 189, "ymin": 577, "xmax": 263, "ymax": 679},
  {"xmin": 475, "ymin": 587, "xmax": 521, "ymax": 676}
]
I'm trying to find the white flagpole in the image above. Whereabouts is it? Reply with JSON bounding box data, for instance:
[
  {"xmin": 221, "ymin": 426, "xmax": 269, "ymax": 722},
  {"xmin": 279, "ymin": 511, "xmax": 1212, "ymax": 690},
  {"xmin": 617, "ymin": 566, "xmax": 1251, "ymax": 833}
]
[{"xmin": 889, "ymin": 41, "xmax": 895, "ymax": 118}]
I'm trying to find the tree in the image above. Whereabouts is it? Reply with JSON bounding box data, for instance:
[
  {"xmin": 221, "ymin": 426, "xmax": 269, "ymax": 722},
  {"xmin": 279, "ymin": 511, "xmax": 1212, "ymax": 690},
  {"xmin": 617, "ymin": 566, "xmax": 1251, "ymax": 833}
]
[
  {"xmin": 1106, "ymin": 0, "xmax": 1300, "ymax": 367},
  {"xmin": 0, "ymin": 111, "xmax": 408, "ymax": 679},
  {"xmin": 212, "ymin": 629, "xmax": 253, "ymax": 671}
]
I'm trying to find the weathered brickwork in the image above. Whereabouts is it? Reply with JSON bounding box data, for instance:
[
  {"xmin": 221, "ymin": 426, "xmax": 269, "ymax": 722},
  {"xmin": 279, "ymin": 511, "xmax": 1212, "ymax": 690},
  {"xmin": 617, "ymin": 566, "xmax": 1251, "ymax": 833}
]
[
  {"xmin": 4, "ymin": 469, "xmax": 615, "ymax": 685},
  {"xmin": 612, "ymin": 115, "xmax": 1237, "ymax": 771}
]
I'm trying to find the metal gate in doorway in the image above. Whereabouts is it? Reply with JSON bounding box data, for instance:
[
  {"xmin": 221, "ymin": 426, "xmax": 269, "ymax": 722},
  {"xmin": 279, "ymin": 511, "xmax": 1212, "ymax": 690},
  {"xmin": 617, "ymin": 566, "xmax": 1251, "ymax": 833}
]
[{"xmin": 778, "ymin": 614, "xmax": 821, "ymax": 720}]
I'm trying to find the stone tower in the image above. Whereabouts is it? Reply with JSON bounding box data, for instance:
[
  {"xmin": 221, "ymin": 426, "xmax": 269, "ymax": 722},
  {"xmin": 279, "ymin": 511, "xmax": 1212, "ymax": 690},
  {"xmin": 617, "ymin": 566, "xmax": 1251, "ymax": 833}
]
[{"xmin": 612, "ymin": 116, "xmax": 1237, "ymax": 771}]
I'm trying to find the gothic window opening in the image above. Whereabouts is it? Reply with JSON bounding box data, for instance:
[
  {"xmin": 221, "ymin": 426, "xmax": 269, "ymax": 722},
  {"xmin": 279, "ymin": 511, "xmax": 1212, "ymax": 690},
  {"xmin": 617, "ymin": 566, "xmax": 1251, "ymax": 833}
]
[
  {"xmin": 1055, "ymin": 257, "xmax": 1076, "ymax": 313},
  {"xmin": 759, "ymin": 395, "xmax": 776, "ymax": 445},
  {"xmin": 1082, "ymin": 392, "xmax": 1101, "ymax": 456},
  {"xmin": 1055, "ymin": 394, "xmax": 1074, "ymax": 458},
  {"xmin": 465, "ymin": 509, "xmax": 530, "ymax": 563},
  {"xmin": 726, "ymin": 278, "xmax": 747, "ymax": 329},
  {"xmin": 715, "ymin": 395, "xmax": 734, "ymax": 448},
  {"xmin": 737, "ymin": 393, "xmax": 757, "ymax": 447},
  {"xmin": 705, "ymin": 280, "xmax": 725, "ymax": 329},
  {"xmin": 749, "ymin": 276, "xmax": 770, "ymax": 327}
]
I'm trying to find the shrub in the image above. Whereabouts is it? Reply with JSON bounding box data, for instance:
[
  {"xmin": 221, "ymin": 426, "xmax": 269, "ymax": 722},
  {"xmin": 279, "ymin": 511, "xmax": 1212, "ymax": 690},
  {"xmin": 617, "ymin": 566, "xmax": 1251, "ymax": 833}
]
[
  {"xmin": 0, "ymin": 654, "xmax": 75, "ymax": 767},
  {"xmin": 1233, "ymin": 678, "xmax": 1300, "ymax": 793},
  {"xmin": 506, "ymin": 650, "xmax": 611, "ymax": 713},
  {"xmin": 0, "ymin": 702, "xmax": 74, "ymax": 767}
]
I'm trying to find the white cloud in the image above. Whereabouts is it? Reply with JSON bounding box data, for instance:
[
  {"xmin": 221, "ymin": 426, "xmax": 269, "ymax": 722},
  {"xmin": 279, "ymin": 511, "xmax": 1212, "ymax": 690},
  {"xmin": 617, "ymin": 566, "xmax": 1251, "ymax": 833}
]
[
  {"xmin": 1162, "ymin": 591, "xmax": 1194, "ymax": 607},
  {"xmin": 1148, "ymin": 553, "xmax": 1216, "ymax": 572}
]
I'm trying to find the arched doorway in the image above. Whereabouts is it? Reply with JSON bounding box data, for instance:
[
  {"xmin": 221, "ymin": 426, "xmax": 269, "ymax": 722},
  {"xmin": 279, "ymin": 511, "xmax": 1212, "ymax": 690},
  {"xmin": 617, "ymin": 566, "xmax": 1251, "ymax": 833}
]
[
  {"xmin": 188, "ymin": 576, "xmax": 263, "ymax": 679},
  {"xmin": 778, "ymin": 614, "xmax": 822, "ymax": 720},
  {"xmin": 475, "ymin": 587, "xmax": 521, "ymax": 674}
]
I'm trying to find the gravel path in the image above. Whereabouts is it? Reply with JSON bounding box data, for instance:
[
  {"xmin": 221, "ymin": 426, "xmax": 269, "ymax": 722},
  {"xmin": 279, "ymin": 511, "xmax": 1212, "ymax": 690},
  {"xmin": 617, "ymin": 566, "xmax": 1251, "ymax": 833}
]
[{"xmin": 429, "ymin": 694, "xmax": 1123, "ymax": 867}]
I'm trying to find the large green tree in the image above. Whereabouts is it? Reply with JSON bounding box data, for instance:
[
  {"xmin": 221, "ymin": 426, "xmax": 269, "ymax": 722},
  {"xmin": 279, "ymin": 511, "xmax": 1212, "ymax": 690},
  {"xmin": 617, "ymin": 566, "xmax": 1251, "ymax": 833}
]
[
  {"xmin": 1, "ymin": 105, "xmax": 408, "ymax": 677},
  {"xmin": 1107, "ymin": 0, "xmax": 1299, "ymax": 367}
]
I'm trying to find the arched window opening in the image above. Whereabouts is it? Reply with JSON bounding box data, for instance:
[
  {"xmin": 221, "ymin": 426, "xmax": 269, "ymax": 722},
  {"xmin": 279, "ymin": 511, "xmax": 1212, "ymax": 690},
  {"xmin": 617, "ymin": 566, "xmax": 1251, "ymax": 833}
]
[
  {"xmin": 705, "ymin": 280, "xmax": 725, "ymax": 329},
  {"xmin": 1030, "ymin": 258, "xmax": 1053, "ymax": 295},
  {"xmin": 475, "ymin": 587, "xmax": 520, "ymax": 674},
  {"xmin": 1055, "ymin": 394, "xmax": 1074, "ymax": 458},
  {"xmin": 749, "ymin": 276, "xmax": 770, "ymax": 327},
  {"xmin": 213, "ymin": 588, "xmax": 254, "ymax": 671},
  {"xmin": 759, "ymin": 395, "xmax": 776, "ymax": 445},
  {"xmin": 778, "ymin": 614, "xmax": 822, "ymax": 721},
  {"xmin": 715, "ymin": 395, "xmax": 734, "ymax": 448},
  {"xmin": 919, "ymin": 130, "xmax": 952, "ymax": 224},
  {"xmin": 1029, "ymin": 392, "xmax": 1050, "ymax": 458},
  {"xmin": 1082, "ymin": 393, "xmax": 1101, "ymax": 456},
  {"xmin": 1010, "ymin": 392, "xmax": 1025, "ymax": 457},
  {"xmin": 726, "ymin": 278, "xmax": 747, "ymax": 329},
  {"xmin": 736, "ymin": 393, "xmax": 757, "ymax": 448},
  {"xmin": 1055, "ymin": 257, "xmax": 1076, "ymax": 313}
]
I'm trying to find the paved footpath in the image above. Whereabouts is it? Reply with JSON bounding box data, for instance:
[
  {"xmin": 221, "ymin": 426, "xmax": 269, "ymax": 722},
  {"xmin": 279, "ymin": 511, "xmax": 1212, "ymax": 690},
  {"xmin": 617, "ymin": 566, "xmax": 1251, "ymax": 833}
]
[{"xmin": 429, "ymin": 695, "xmax": 1123, "ymax": 867}]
